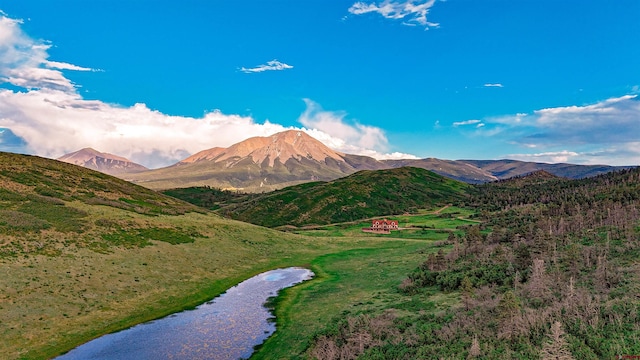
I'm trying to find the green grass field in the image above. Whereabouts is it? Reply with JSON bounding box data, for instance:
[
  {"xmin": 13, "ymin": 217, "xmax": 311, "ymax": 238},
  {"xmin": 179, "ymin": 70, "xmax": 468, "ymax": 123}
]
[
  {"xmin": 248, "ymin": 206, "xmax": 475, "ymax": 359},
  {"xmin": 0, "ymin": 207, "xmax": 375, "ymax": 360},
  {"xmin": 288, "ymin": 206, "xmax": 477, "ymax": 239},
  {"xmin": 0, "ymin": 202, "xmax": 470, "ymax": 360},
  {"xmin": 1, "ymin": 207, "xmax": 468, "ymax": 360},
  {"xmin": 252, "ymin": 240, "xmax": 460, "ymax": 359}
]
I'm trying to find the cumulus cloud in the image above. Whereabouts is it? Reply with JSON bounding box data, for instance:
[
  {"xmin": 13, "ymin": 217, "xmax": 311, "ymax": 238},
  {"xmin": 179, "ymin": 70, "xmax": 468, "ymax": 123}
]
[
  {"xmin": 0, "ymin": 89, "xmax": 291, "ymax": 167},
  {"xmin": 348, "ymin": 0, "xmax": 440, "ymax": 28},
  {"xmin": 473, "ymin": 95, "xmax": 640, "ymax": 165},
  {"xmin": 0, "ymin": 91, "xmax": 416, "ymax": 167},
  {"xmin": 240, "ymin": 60, "xmax": 293, "ymax": 73},
  {"xmin": 298, "ymin": 99, "xmax": 418, "ymax": 160},
  {"xmin": 0, "ymin": 12, "xmax": 416, "ymax": 168},
  {"xmin": 519, "ymin": 95, "xmax": 640, "ymax": 146},
  {"xmin": 0, "ymin": 14, "xmax": 95, "ymax": 92}
]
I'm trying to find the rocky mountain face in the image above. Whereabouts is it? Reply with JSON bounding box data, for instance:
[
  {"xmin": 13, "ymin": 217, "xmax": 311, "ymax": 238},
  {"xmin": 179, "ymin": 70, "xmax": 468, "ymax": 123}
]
[{"xmin": 57, "ymin": 148, "xmax": 148, "ymax": 175}]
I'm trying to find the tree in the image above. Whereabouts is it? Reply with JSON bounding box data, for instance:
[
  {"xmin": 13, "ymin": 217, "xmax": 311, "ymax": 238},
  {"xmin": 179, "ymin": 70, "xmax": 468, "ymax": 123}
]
[
  {"xmin": 540, "ymin": 321, "xmax": 575, "ymax": 360},
  {"xmin": 468, "ymin": 334, "xmax": 481, "ymax": 358},
  {"xmin": 498, "ymin": 290, "xmax": 521, "ymax": 319},
  {"xmin": 526, "ymin": 259, "xmax": 550, "ymax": 304},
  {"xmin": 595, "ymin": 255, "xmax": 609, "ymax": 294},
  {"xmin": 460, "ymin": 276, "xmax": 474, "ymax": 310}
]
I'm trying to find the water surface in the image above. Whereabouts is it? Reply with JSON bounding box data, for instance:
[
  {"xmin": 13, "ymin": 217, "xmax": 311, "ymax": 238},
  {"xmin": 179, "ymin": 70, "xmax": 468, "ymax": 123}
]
[{"xmin": 55, "ymin": 267, "xmax": 314, "ymax": 360}]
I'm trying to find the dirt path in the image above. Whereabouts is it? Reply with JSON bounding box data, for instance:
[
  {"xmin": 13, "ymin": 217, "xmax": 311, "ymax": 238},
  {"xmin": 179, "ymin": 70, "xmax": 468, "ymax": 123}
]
[{"xmin": 432, "ymin": 204, "xmax": 451, "ymax": 214}]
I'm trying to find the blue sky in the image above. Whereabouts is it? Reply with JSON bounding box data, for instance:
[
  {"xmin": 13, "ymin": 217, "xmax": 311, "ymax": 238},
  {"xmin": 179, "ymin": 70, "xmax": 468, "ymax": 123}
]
[{"xmin": 0, "ymin": 1, "xmax": 639, "ymax": 167}]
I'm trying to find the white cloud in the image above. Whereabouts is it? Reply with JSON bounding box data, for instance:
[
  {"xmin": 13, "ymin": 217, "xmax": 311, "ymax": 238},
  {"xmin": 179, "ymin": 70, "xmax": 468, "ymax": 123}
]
[
  {"xmin": 297, "ymin": 99, "xmax": 417, "ymax": 160},
  {"xmin": 506, "ymin": 150, "xmax": 580, "ymax": 164},
  {"xmin": 506, "ymin": 146, "xmax": 640, "ymax": 166},
  {"xmin": 0, "ymin": 86, "xmax": 420, "ymax": 168},
  {"xmin": 0, "ymin": 89, "xmax": 290, "ymax": 168},
  {"xmin": 45, "ymin": 60, "xmax": 95, "ymax": 72},
  {"xmin": 0, "ymin": 13, "xmax": 417, "ymax": 168},
  {"xmin": 476, "ymin": 95, "xmax": 640, "ymax": 165},
  {"xmin": 348, "ymin": 0, "xmax": 440, "ymax": 28},
  {"xmin": 526, "ymin": 95, "xmax": 640, "ymax": 145},
  {"xmin": 484, "ymin": 83, "xmax": 503, "ymax": 88},
  {"xmin": 453, "ymin": 119, "xmax": 481, "ymax": 127},
  {"xmin": 240, "ymin": 60, "xmax": 293, "ymax": 73},
  {"xmin": 0, "ymin": 14, "xmax": 95, "ymax": 92}
]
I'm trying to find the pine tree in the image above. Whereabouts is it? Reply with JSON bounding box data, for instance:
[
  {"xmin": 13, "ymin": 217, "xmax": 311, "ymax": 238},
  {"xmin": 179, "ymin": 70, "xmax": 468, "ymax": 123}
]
[
  {"xmin": 540, "ymin": 321, "xmax": 575, "ymax": 360},
  {"xmin": 468, "ymin": 334, "xmax": 481, "ymax": 358}
]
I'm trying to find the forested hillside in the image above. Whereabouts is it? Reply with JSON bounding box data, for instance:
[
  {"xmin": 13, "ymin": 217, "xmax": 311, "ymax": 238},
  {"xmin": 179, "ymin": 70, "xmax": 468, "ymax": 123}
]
[
  {"xmin": 309, "ymin": 168, "xmax": 640, "ymax": 359},
  {"xmin": 217, "ymin": 167, "xmax": 472, "ymax": 227}
]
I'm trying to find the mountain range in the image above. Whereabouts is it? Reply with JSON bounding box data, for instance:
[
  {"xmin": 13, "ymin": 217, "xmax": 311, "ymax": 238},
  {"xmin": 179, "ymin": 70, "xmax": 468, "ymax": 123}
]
[{"xmin": 57, "ymin": 130, "xmax": 631, "ymax": 191}]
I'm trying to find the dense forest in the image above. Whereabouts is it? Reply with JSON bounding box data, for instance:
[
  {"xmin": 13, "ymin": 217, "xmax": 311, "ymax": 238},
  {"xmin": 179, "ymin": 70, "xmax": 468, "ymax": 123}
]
[{"xmin": 309, "ymin": 169, "xmax": 640, "ymax": 359}]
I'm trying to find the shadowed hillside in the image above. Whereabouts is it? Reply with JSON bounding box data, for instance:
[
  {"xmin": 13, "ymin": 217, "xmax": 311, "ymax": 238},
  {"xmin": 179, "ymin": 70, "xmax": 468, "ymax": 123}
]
[{"xmin": 218, "ymin": 167, "xmax": 473, "ymax": 228}]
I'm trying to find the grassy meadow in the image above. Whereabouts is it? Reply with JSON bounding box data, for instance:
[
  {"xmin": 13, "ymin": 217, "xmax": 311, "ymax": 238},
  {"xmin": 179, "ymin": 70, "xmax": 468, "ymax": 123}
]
[
  {"xmin": 1, "ymin": 152, "xmax": 473, "ymax": 359},
  {"xmin": 290, "ymin": 206, "xmax": 477, "ymax": 239},
  {"xmin": 253, "ymin": 240, "xmax": 460, "ymax": 359},
  {"xmin": 1, "ymin": 205, "xmax": 412, "ymax": 360},
  {"xmin": 251, "ymin": 206, "xmax": 477, "ymax": 359}
]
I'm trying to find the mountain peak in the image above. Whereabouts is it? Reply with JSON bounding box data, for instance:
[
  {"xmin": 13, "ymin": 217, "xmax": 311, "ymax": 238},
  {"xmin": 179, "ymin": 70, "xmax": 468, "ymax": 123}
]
[
  {"xmin": 58, "ymin": 148, "xmax": 147, "ymax": 175},
  {"xmin": 181, "ymin": 130, "xmax": 344, "ymax": 167},
  {"xmin": 59, "ymin": 148, "xmax": 130, "ymax": 163}
]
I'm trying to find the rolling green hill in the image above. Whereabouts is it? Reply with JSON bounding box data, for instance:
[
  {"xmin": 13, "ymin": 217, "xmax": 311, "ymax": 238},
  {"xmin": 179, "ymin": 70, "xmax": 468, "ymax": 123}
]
[
  {"xmin": 0, "ymin": 152, "xmax": 204, "ymax": 255},
  {"xmin": 217, "ymin": 166, "xmax": 473, "ymax": 228},
  {"xmin": 0, "ymin": 151, "xmax": 389, "ymax": 359}
]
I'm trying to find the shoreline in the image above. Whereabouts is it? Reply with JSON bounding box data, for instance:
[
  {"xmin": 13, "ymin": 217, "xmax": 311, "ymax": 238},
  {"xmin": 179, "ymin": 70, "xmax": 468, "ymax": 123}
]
[{"xmin": 39, "ymin": 260, "xmax": 314, "ymax": 360}]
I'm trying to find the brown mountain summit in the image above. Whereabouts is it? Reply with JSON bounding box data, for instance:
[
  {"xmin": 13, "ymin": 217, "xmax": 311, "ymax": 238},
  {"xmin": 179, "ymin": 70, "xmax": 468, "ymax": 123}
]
[
  {"xmin": 57, "ymin": 148, "xmax": 148, "ymax": 175},
  {"xmin": 122, "ymin": 130, "xmax": 629, "ymax": 192},
  {"xmin": 181, "ymin": 130, "xmax": 344, "ymax": 167},
  {"xmin": 125, "ymin": 130, "xmax": 385, "ymax": 191}
]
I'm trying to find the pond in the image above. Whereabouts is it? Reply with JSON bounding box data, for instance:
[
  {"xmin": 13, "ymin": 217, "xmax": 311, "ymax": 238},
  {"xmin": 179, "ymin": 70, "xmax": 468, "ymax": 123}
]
[{"xmin": 55, "ymin": 267, "xmax": 314, "ymax": 360}]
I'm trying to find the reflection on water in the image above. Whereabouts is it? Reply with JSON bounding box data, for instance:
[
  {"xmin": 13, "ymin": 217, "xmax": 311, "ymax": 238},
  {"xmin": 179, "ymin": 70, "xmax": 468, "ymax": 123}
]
[{"xmin": 55, "ymin": 267, "xmax": 314, "ymax": 360}]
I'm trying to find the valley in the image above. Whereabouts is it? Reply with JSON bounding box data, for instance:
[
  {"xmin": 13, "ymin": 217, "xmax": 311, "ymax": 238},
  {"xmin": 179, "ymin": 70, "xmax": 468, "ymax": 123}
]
[{"xmin": 1, "ymin": 151, "xmax": 639, "ymax": 359}]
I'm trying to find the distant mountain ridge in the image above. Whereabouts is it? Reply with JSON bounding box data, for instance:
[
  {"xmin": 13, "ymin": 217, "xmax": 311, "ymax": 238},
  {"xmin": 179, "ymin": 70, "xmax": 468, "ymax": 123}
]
[
  {"xmin": 61, "ymin": 131, "xmax": 631, "ymax": 191},
  {"xmin": 380, "ymin": 158, "xmax": 498, "ymax": 183},
  {"xmin": 57, "ymin": 148, "xmax": 147, "ymax": 175},
  {"xmin": 458, "ymin": 159, "xmax": 630, "ymax": 180}
]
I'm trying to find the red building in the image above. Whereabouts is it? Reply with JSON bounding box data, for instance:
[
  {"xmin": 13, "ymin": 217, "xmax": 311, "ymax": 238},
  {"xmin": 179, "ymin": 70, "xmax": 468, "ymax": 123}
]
[
  {"xmin": 371, "ymin": 219, "xmax": 399, "ymax": 231},
  {"xmin": 363, "ymin": 219, "xmax": 399, "ymax": 234}
]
